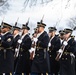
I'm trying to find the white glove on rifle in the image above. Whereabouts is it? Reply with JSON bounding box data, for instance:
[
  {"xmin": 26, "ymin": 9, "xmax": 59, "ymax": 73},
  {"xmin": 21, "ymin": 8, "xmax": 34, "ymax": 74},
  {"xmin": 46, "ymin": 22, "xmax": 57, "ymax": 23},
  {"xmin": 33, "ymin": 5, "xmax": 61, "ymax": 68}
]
[
  {"xmin": 33, "ymin": 38, "xmax": 38, "ymax": 43},
  {"xmin": 15, "ymin": 48, "xmax": 19, "ymax": 57},
  {"xmin": 74, "ymin": 37, "xmax": 76, "ymax": 41},
  {"xmin": 63, "ymin": 41, "xmax": 68, "ymax": 46},
  {"xmin": 18, "ymin": 39, "xmax": 22, "ymax": 44},
  {"xmin": 15, "ymin": 48, "xmax": 19, "ymax": 52},
  {"xmin": 0, "ymin": 37, "xmax": 1, "ymax": 40},
  {"xmin": 58, "ymin": 49, "xmax": 63, "ymax": 53},
  {"xmin": 29, "ymin": 48, "xmax": 35, "ymax": 53},
  {"xmin": 48, "ymin": 42, "xmax": 51, "ymax": 47}
]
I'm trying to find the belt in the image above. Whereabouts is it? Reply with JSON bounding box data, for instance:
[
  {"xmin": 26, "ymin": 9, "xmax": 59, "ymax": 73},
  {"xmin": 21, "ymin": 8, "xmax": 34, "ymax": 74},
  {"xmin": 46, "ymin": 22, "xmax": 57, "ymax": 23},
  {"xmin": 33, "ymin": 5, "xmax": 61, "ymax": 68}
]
[
  {"xmin": 36, "ymin": 47, "xmax": 46, "ymax": 50},
  {"xmin": 20, "ymin": 48, "xmax": 23, "ymax": 51},
  {"xmin": 20, "ymin": 48, "xmax": 28, "ymax": 52},
  {"xmin": 0, "ymin": 47, "xmax": 13, "ymax": 59},
  {"xmin": 63, "ymin": 52, "xmax": 70, "ymax": 55},
  {"xmin": 63, "ymin": 51, "xmax": 75, "ymax": 57},
  {"xmin": 0, "ymin": 47, "xmax": 12, "ymax": 50}
]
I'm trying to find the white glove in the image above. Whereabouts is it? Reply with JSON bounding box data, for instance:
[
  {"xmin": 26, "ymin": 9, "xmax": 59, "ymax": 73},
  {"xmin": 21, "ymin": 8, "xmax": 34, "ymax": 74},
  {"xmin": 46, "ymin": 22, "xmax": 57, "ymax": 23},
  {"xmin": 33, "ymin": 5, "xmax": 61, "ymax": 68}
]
[
  {"xmin": 15, "ymin": 48, "xmax": 19, "ymax": 52},
  {"xmin": 48, "ymin": 42, "xmax": 51, "ymax": 47},
  {"xmin": 58, "ymin": 49, "xmax": 63, "ymax": 53},
  {"xmin": 0, "ymin": 37, "xmax": 1, "ymax": 40},
  {"xmin": 29, "ymin": 48, "xmax": 35, "ymax": 53},
  {"xmin": 63, "ymin": 41, "xmax": 68, "ymax": 46},
  {"xmin": 33, "ymin": 38, "xmax": 38, "ymax": 43},
  {"xmin": 15, "ymin": 48, "xmax": 19, "ymax": 57},
  {"xmin": 18, "ymin": 39, "xmax": 22, "ymax": 44}
]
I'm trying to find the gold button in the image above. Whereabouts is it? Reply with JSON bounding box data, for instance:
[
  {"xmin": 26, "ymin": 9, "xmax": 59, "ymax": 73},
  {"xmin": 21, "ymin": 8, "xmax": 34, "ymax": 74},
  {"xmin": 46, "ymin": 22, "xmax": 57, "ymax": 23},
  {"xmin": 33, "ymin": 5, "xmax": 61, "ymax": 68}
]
[
  {"xmin": 50, "ymin": 55, "xmax": 51, "ymax": 57},
  {"xmin": 37, "ymin": 54, "xmax": 39, "ymax": 56},
  {"xmin": 65, "ymin": 58, "xmax": 67, "ymax": 60},
  {"xmin": 50, "ymin": 51, "xmax": 51, "ymax": 52},
  {"xmin": 62, "ymin": 58, "xmax": 64, "ymax": 60},
  {"xmin": 37, "ymin": 49, "xmax": 39, "ymax": 51},
  {"xmin": 20, "ymin": 55, "xmax": 22, "ymax": 56}
]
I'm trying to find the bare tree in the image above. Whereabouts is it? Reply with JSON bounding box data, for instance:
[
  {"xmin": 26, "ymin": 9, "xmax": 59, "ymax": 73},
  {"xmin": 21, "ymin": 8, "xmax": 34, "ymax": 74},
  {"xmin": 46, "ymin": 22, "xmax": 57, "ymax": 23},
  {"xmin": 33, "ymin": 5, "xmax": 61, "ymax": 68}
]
[
  {"xmin": 22, "ymin": 0, "xmax": 53, "ymax": 11},
  {"xmin": 0, "ymin": 0, "xmax": 9, "ymax": 15},
  {"xmin": 0, "ymin": 0, "xmax": 8, "ymax": 6},
  {"xmin": 67, "ymin": 17, "xmax": 76, "ymax": 30}
]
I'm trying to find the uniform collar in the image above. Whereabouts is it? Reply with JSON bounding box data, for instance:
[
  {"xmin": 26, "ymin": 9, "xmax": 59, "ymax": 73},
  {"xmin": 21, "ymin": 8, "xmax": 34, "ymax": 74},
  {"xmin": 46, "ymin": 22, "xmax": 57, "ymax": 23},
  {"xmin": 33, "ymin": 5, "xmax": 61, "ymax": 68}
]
[
  {"xmin": 2, "ymin": 31, "xmax": 10, "ymax": 35},
  {"xmin": 50, "ymin": 35, "xmax": 55, "ymax": 41},
  {"xmin": 37, "ymin": 30, "xmax": 44, "ymax": 38},
  {"xmin": 14, "ymin": 33, "xmax": 19, "ymax": 38},
  {"xmin": 67, "ymin": 37, "xmax": 71, "ymax": 42},
  {"xmin": 21, "ymin": 33, "xmax": 28, "ymax": 40}
]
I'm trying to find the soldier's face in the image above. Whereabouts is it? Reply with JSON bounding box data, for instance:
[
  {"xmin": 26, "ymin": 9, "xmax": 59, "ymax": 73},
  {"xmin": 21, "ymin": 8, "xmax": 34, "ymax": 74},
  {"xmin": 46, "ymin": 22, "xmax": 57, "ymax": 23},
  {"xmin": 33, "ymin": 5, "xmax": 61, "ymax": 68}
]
[
  {"xmin": 48, "ymin": 32, "xmax": 52, "ymax": 37},
  {"xmin": 1, "ymin": 28, "xmax": 7, "ymax": 33},
  {"xmin": 64, "ymin": 33, "xmax": 71, "ymax": 40},
  {"xmin": 49, "ymin": 31, "xmax": 55, "ymax": 37},
  {"xmin": 23, "ymin": 29, "xmax": 28, "ymax": 34},
  {"xmin": 38, "ymin": 27, "xmax": 44, "ymax": 33},
  {"xmin": 13, "ymin": 30, "xmax": 19, "ymax": 35},
  {"xmin": 33, "ymin": 33, "xmax": 37, "ymax": 37},
  {"xmin": 60, "ymin": 35, "xmax": 65, "ymax": 39},
  {"xmin": 35, "ymin": 28, "xmax": 38, "ymax": 33}
]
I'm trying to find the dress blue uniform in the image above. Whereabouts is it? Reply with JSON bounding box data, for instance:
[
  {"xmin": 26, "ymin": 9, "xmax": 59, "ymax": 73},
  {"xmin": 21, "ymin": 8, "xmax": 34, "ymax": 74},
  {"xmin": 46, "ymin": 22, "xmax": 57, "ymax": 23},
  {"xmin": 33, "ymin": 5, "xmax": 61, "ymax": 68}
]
[
  {"xmin": 0, "ymin": 22, "xmax": 14, "ymax": 73},
  {"xmin": 15, "ymin": 24, "xmax": 32, "ymax": 74},
  {"xmin": 60, "ymin": 29, "xmax": 76, "ymax": 75},
  {"xmin": 48, "ymin": 27, "xmax": 61, "ymax": 75},
  {"xmin": 12, "ymin": 26, "xmax": 21, "ymax": 72},
  {"xmin": 31, "ymin": 22, "xmax": 50, "ymax": 73},
  {"xmin": 12, "ymin": 26, "xmax": 21, "ymax": 51}
]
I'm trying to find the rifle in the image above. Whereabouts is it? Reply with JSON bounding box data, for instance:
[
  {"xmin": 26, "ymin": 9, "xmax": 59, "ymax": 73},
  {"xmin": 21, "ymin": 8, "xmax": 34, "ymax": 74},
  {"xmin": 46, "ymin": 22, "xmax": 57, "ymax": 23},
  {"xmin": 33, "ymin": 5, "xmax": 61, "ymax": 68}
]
[
  {"xmin": 73, "ymin": 27, "xmax": 76, "ymax": 30},
  {"xmin": 0, "ymin": 17, "xmax": 5, "ymax": 34},
  {"xmin": 40, "ymin": 15, "xmax": 44, "ymax": 23},
  {"xmin": 55, "ymin": 42, "xmax": 66, "ymax": 61},
  {"xmin": 11, "ymin": 17, "xmax": 19, "ymax": 34},
  {"xmin": 26, "ymin": 17, "xmax": 30, "ymax": 25},
  {"xmin": 15, "ymin": 18, "xmax": 30, "ymax": 57},
  {"xmin": 0, "ymin": 16, "xmax": 5, "ymax": 28},
  {"xmin": 15, "ymin": 17, "xmax": 19, "ymax": 26},
  {"xmin": 30, "ymin": 15, "xmax": 44, "ymax": 60},
  {"xmin": 14, "ymin": 17, "xmax": 20, "ymax": 57},
  {"xmin": 33, "ymin": 14, "xmax": 44, "ymax": 43}
]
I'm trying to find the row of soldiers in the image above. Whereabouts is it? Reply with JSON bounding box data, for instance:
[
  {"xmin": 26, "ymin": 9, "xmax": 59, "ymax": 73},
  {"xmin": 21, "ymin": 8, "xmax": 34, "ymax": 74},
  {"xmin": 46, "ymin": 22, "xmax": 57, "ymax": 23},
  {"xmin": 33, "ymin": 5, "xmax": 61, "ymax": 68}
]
[{"xmin": 0, "ymin": 20, "xmax": 76, "ymax": 75}]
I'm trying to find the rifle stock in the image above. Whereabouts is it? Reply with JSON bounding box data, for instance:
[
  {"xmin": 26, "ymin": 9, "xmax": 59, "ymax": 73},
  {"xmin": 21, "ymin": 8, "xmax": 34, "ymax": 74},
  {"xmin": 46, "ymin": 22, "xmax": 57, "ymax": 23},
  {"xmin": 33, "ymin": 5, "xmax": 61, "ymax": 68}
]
[{"xmin": 55, "ymin": 45, "xmax": 65, "ymax": 61}]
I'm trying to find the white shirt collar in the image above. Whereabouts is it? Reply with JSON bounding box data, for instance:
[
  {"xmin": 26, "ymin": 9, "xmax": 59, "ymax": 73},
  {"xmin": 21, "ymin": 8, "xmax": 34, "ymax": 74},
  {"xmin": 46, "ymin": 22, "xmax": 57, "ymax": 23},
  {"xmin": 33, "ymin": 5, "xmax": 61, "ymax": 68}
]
[
  {"xmin": 2, "ymin": 31, "xmax": 10, "ymax": 36},
  {"xmin": 50, "ymin": 35, "xmax": 55, "ymax": 42},
  {"xmin": 60, "ymin": 39, "xmax": 64, "ymax": 44},
  {"xmin": 21, "ymin": 33, "xmax": 28, "ymax": 40},
  {"xmin": 14, "ymin": 33, "xmax": 19, "ymax": 38},
  {"xmin": 67, "ymin": 37, "xmax": 71, "ymax": 42},
  {"xmin": 37, "ymin": 30, "xmax": 44, "ymax": 38}
]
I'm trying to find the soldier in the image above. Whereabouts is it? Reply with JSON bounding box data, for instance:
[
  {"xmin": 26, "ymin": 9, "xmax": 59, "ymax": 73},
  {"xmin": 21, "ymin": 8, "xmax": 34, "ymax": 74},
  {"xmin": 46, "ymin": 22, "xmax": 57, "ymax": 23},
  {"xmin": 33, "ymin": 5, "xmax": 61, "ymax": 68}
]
[
  {"xmin": 30, "ymin": 27, "xmax": 39, "ymax": 60},
  {"xmin": 0, "ymin": 22, "xmax": 14, "ymax": 74},
  {"xmin": 12, "ymin": 26, "xmax": 21, "ymax": 74},
  {"xmin": 59, "ymin": 30, "xmax": 65, "ymax": 44},
  {"xmin": 59, "ymin": 28, "xmax": 76, "ymax": 75},
  {"xmin": 15, "ymin": 24, "xmax": 32, "ymax": 75},
  {"xmin": 33, "ymin": 27, "xmax": 38, "ymax": 37},
  {"xmin": 48, "ymin": 27, "xmax": 61, "ymax": 75},
  {"xmin": 31, "ymin": 21, "xmax": 50, "ymax": 75}
]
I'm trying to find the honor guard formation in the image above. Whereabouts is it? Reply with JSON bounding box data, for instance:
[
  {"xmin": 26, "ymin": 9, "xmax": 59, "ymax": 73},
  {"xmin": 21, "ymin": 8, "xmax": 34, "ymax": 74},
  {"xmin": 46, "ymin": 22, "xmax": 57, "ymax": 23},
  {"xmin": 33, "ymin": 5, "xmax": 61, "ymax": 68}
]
[{"xmin": 0, "ymin": 17, "xmax": 76, "ymax": 75}]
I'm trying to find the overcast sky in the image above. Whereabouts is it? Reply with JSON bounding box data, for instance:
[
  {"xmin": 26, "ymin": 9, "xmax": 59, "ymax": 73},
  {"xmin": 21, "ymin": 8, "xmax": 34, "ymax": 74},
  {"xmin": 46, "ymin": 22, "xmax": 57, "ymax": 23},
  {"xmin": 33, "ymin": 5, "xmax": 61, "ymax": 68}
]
[{"xmin": 0, "ymin": 0, "xmax": 76, "ymax": 34}]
